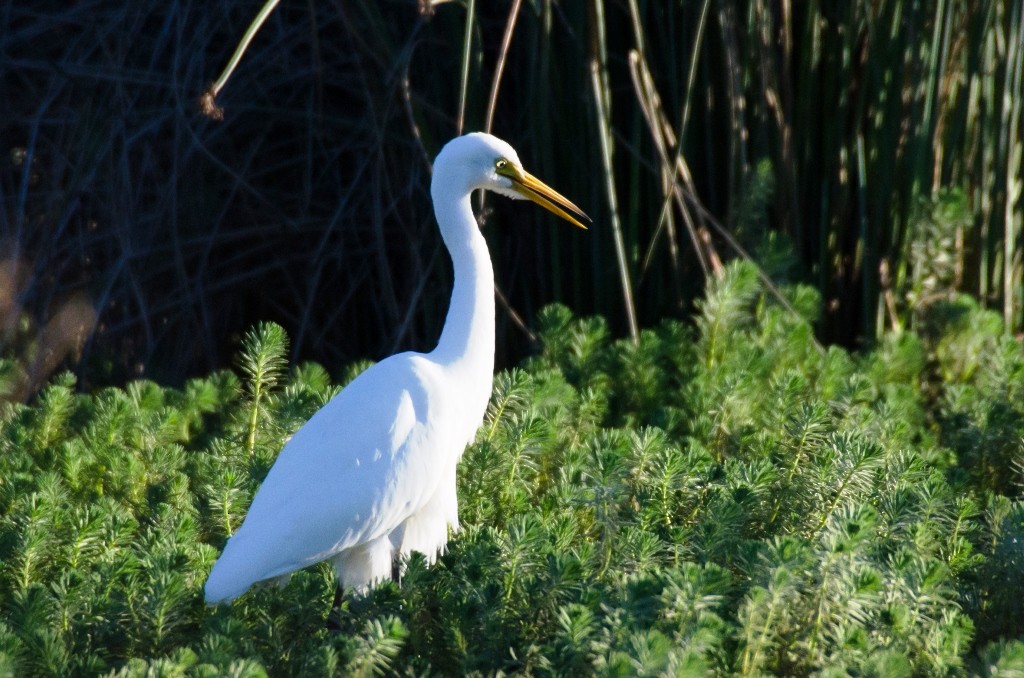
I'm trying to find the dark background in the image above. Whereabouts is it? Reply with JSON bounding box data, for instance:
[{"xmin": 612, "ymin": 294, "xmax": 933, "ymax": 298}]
[{"xmin": 1, "ymin": 0, "xmax": 1021, "ymax": 396}]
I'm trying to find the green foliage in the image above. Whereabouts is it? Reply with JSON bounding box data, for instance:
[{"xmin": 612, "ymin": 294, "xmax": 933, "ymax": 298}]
[
  {"xmin": 903, "ymin": 190, "xmax": 972, "ymax": 322},
  {"xmin": 973, "ymin": 639, "xmax": 1024, "ymax": 676},
  {"xmin": 237, "ymin": 322, "xmax": 289, "ymax": 458},
  {"xmin": 1, "ymin": 262, "xmax": 1022, "ymax": 675}
]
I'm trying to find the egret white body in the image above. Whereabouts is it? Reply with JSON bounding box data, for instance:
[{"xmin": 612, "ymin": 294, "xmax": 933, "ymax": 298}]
[{"xmin": 204, "ymin": 133, "xmax": 587, "ymax": 603}]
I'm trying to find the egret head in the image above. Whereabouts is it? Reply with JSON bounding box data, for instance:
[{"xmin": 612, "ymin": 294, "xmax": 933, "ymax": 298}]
[{"xmin": 433, "ymin": 133, "xmax": 589, "ymax": 229}]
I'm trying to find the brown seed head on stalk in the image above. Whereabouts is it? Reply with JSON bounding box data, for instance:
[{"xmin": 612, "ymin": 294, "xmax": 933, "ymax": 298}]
[{"xmin": 200, "ymin": 84, "xmax": 224, "ymax": 121}]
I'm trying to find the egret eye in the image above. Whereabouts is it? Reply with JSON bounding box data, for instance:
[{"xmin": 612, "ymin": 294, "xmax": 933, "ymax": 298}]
[{"xmin": 495, "ymin": 159, "xmax": 508, "ymax": 171}]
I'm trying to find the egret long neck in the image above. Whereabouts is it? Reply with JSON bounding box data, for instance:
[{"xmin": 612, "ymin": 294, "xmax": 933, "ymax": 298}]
[{"xmin": 431, "ymin": 193, "xmax": 495, "ymax": 374}]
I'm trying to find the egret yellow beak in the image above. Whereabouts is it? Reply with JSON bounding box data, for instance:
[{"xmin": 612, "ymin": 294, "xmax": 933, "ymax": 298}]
[{"xmin": 498, "ymin": 164, "xmax": 590, "ymax": 230}]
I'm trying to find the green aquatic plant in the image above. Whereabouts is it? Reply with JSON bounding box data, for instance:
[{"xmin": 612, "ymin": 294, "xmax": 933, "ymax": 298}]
[{"xmin": 1, "ymin": 261, "xmax": 1022, "ymax": 675}]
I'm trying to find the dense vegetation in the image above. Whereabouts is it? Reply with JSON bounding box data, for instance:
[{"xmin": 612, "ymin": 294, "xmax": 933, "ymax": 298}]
[
  {"xmin": 3, "ymin": 2, "xmax": 1022, "ymax": 675},
  {"xmin": 2, "ymin": 261, "xmax": 1023, "ymax": 676}
]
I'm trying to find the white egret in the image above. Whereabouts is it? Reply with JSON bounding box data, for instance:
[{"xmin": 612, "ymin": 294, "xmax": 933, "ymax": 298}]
[{"xmin": 204, "ymin": 133, "xmax": 588, "ymax": 603}]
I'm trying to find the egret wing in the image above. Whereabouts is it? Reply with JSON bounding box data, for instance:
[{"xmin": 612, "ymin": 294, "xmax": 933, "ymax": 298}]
[{"xmin": 205, "ymin": 353, "xmax": 445, "ymax": 601}]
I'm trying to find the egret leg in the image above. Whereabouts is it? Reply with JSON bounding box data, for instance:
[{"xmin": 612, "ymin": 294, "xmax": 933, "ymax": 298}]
[{"xmin": 325, "ymin": 585, "xmax": 345, "ymax": 633}]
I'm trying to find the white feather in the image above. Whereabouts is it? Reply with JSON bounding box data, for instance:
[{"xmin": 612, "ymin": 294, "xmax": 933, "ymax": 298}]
[{"xmin": 204, "ymin": 132, "xmax": 582, "ymax": 603}]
